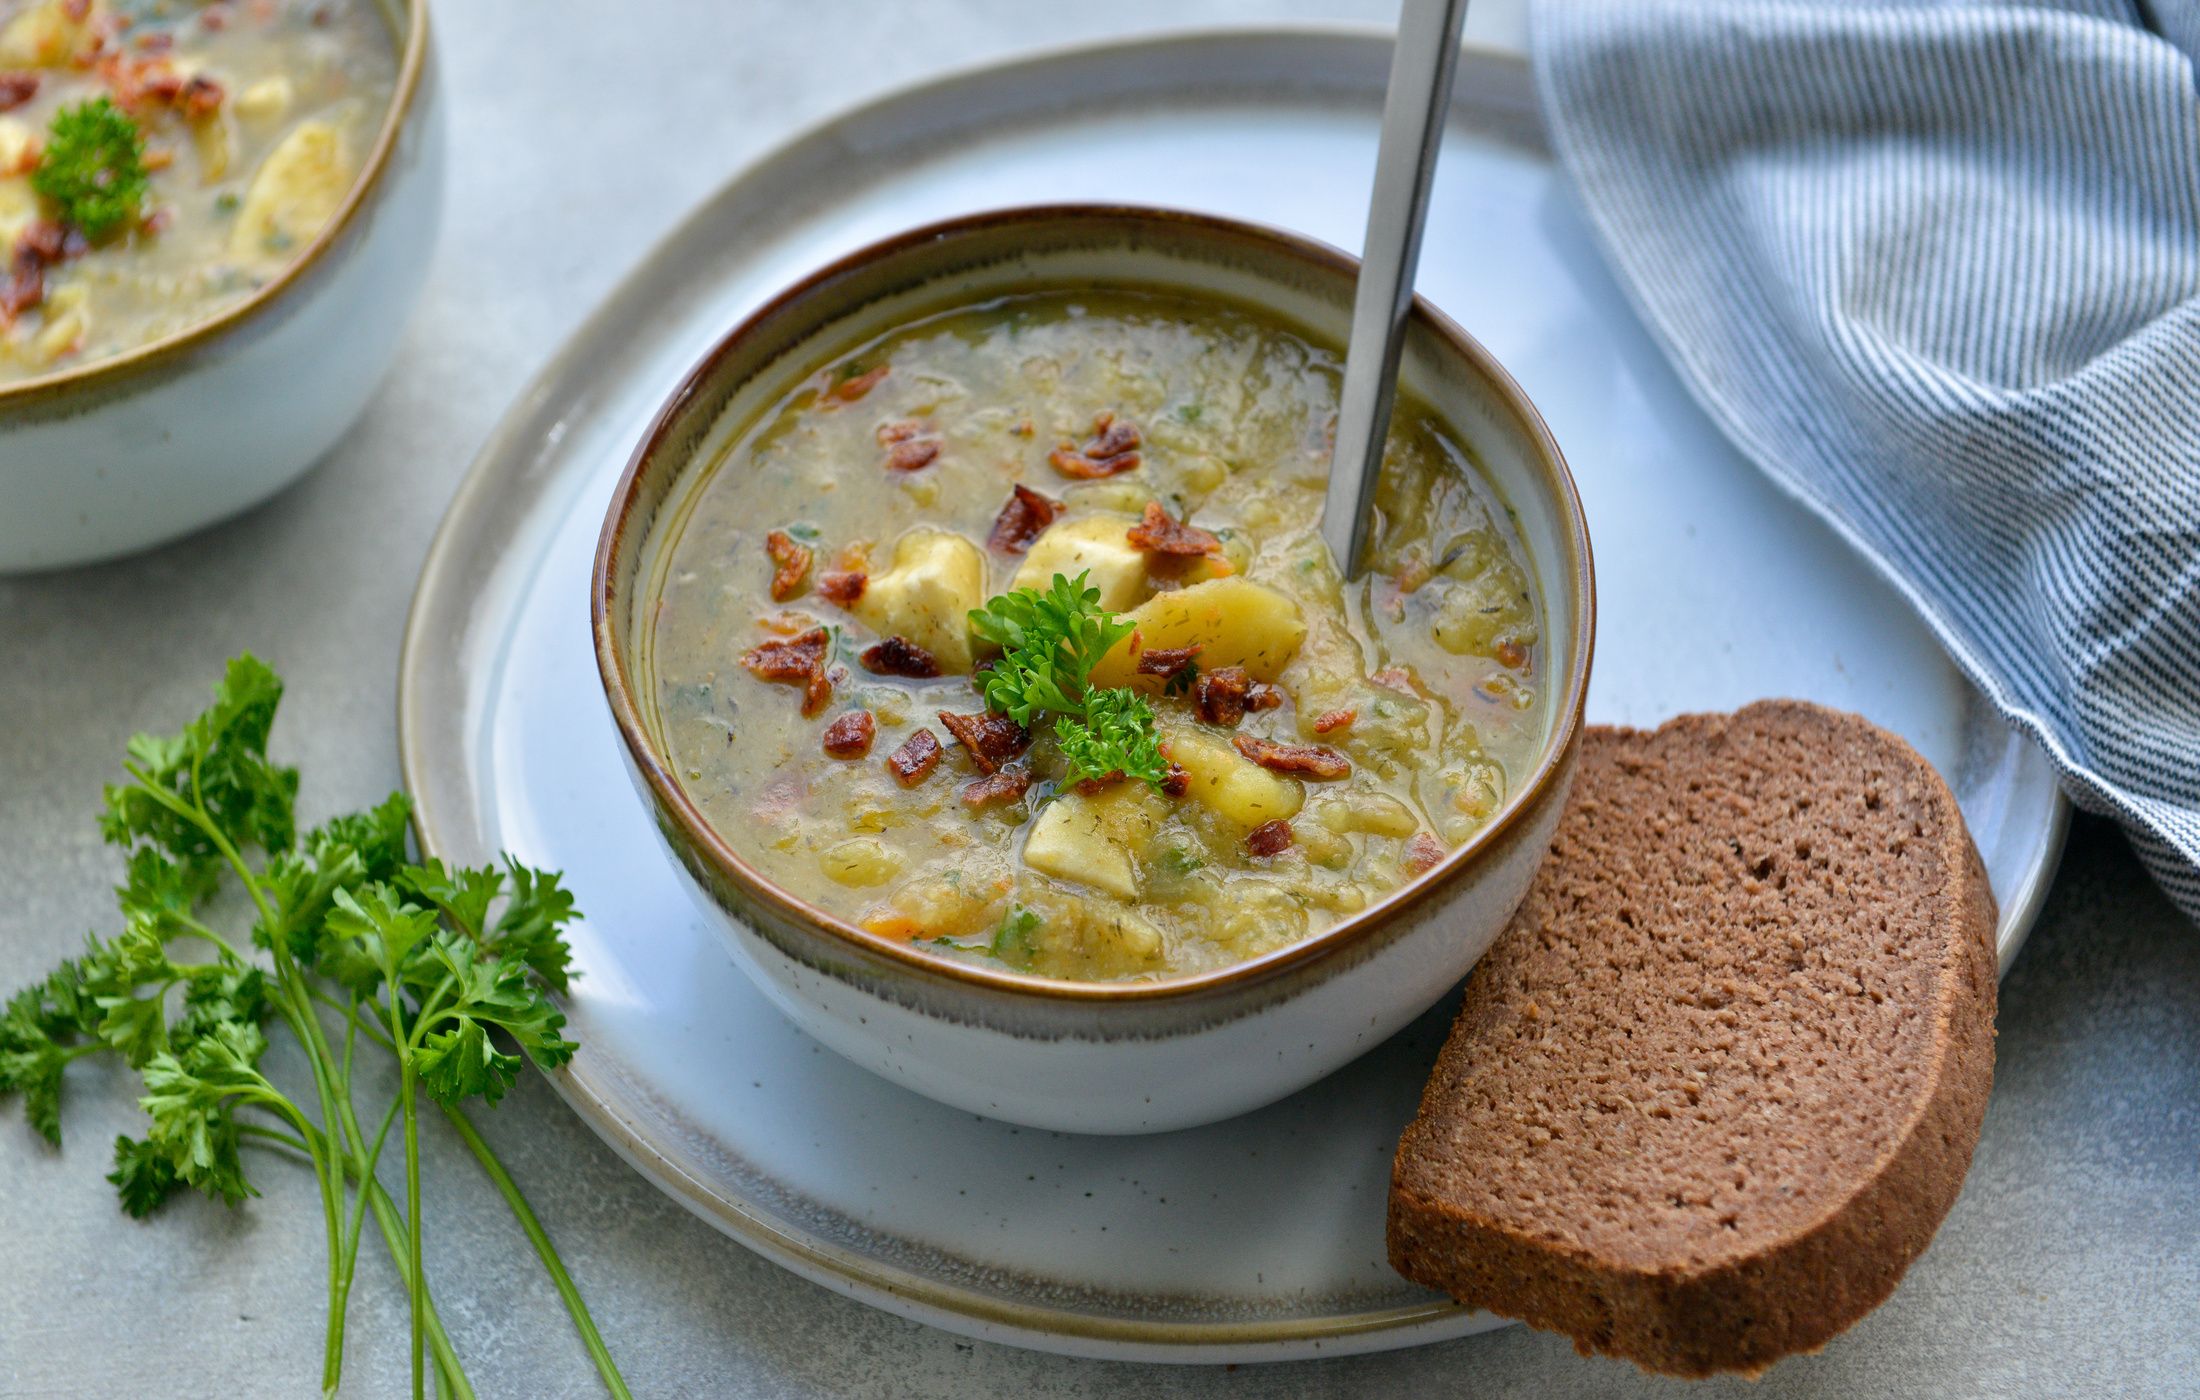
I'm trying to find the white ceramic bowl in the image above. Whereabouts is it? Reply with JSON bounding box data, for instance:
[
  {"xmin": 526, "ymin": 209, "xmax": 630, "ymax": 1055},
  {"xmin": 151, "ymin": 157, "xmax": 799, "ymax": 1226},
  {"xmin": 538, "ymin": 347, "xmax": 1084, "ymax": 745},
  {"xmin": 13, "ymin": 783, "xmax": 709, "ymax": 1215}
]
[
  {"xmin": 594, "ymin": 206, "xmax": 1594, "ymax": 1134},
  {"xmin": 0, "ymin": 0, "xmax": 445, "ymax": 573}
]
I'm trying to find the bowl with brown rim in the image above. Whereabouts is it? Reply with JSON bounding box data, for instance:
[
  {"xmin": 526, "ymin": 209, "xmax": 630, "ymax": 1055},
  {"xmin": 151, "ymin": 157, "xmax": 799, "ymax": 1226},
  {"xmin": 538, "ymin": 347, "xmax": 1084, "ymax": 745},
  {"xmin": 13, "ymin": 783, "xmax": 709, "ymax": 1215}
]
[
  {"xmin": 594, "ymin": 205, "xmax": 1593, "ymax": 1134},
  {"xmin": 0, "ymin": 0, "xmax": 443, "ymax": 573}
]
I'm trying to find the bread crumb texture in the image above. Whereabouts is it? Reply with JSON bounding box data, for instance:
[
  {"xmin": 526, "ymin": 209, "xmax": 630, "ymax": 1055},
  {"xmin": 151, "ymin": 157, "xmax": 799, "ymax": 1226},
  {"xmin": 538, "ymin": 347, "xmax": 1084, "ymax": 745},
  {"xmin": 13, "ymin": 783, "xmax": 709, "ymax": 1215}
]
[{"xmin": 1388, "ymin": 701, "xmax": 1998, "ymax": 1378}]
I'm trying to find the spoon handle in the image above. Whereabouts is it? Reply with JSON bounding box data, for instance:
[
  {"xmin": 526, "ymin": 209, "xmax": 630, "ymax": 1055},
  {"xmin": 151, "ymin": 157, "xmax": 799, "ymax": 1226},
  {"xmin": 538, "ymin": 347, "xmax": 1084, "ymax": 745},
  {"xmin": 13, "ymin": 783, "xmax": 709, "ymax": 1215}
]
[{"xmin": 1321, "ymin": 0, "xmax": 1471, "ymax": 579}]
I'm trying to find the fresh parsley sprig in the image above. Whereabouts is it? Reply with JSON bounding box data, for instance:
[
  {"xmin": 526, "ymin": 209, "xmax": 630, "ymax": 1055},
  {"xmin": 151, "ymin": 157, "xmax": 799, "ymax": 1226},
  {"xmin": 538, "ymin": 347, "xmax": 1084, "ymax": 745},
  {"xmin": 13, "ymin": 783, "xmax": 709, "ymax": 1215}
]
[
  {"xmin": 968, "ymin": 573, "xmax": 1167, "ymax": 789},
  {"xmin": 0, "ymin": 656, "xmax": 628, "ymax": 1399},
  {"xmin": 33, "ymin": 98, "xmax": 149, "ymax": 242}
]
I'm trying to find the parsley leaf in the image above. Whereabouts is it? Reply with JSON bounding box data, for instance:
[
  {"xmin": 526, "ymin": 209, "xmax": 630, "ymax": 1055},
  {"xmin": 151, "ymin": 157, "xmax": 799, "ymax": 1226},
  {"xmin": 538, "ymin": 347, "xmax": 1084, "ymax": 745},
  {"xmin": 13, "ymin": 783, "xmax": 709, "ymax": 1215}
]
[
  {"xmin": 967, "ymin": 573, "xmax": 1167, "ymax": 788},
  {"xmin": 0, "ymin": 656, "xmax": 629, "ymax": 1397},
  {"xmin": 33, "ymin": 98, "xmax": 149, "ymax": 242}
]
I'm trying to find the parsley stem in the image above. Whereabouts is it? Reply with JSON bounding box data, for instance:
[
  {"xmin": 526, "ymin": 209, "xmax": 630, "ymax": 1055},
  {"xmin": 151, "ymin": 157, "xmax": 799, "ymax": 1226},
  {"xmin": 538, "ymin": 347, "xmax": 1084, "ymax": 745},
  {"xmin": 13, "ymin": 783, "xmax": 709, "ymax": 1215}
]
[
  {"xmin": 442, "ymin": 1104, "xmax": 632, "ymax": 1399},
  {"xmin": 329, "ymin": 1098, "xmax": 401, "ymax": 1396},
  {"xmin": 238, "ymin": 1122, "xmax": 312, "ymax": 1156},
  {"xmin": 380, "ymin": 979, "xmax": 426, "ymax": 1400},
  {"xmin": 298, "ymin": 1121, "xmax": 475, "ymax": 1400}
]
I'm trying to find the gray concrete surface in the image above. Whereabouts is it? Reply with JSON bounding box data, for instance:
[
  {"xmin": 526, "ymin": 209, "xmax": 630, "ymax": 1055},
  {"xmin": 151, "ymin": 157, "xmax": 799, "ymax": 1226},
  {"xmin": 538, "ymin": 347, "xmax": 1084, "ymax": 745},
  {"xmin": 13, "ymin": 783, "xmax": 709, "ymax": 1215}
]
[{"xmin": 3, "ymin": 1, "xmax": 2196, "ymax": 1395}]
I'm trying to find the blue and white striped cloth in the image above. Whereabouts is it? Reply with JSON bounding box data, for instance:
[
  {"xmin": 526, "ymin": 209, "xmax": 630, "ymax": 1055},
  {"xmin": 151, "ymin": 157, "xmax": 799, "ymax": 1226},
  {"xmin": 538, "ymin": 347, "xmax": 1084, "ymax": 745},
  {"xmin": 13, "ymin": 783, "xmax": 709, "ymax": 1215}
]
[{"xmin": 1533, "ymin": 0, "xmax": 2200, "ymax": 925}]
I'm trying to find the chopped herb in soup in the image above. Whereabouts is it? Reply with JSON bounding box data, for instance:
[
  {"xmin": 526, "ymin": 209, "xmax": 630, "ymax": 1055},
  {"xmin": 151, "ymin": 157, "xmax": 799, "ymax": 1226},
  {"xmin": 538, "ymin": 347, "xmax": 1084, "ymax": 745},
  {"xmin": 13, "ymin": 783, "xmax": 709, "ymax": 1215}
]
[
  {"xmin": 649, "ymin": 291, "xmax": 1546, "ymax": 981},
  {"xmin": 0, "ymin": 0, "xmax": 398, "ymax": 378}
]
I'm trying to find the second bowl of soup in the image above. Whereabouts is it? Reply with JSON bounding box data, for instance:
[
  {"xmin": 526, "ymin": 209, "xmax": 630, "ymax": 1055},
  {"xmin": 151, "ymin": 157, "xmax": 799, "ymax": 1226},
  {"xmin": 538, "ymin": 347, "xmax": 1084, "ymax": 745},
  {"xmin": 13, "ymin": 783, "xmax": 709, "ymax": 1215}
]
[{"xmin": 596, "ymin": 206, "xmax": 1593, "ymax": 1132}]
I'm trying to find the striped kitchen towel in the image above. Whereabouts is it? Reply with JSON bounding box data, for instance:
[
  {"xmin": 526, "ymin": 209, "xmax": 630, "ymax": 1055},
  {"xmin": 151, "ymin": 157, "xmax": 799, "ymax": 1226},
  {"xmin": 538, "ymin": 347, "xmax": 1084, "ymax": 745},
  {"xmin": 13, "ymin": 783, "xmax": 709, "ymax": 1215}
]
[{"xmin": 1533, "ymin": 0, "xmax": 2200, "ymax": 925}]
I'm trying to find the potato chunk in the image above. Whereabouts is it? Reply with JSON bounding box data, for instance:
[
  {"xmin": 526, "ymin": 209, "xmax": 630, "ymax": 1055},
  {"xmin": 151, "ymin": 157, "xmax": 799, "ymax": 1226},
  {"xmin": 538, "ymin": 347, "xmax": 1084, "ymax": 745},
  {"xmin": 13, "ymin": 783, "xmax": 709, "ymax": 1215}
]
[
  {"xmin": 1022, "ymin": 784, "xmax": 1165, "ymax": 898},
  {"xmin": 0, "ymin": 0, "xmax": 101, "ymax": 67},
  {"xmin": 1165, "ymin": 727, "xmax": 1302, "ymax": 828},
  {"xmin": 853, "ymin": 528, "xmax": 985, "ymax": 672},
  {"xmin": 229, "ymin": 120, "xmax": 354, "ymax": 265},
  {"xmin": 0, "ymin": 175, "xmax": 36, "ymax": 247},
  {"xmin": 1010, "ymin": 514, "xmax": 1146, "ymax": 614},
  {"xmin": 1089, "ymin": 577, "xmax": 1305, "ymax": 689}
]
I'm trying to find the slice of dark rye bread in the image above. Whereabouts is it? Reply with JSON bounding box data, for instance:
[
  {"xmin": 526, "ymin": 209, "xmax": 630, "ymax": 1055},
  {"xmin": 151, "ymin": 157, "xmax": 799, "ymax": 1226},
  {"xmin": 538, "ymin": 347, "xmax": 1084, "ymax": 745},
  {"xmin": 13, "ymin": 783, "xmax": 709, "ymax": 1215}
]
[{"xmin": 1388, "ymin": 701, "xmax": 1998, "ymax": 1379}]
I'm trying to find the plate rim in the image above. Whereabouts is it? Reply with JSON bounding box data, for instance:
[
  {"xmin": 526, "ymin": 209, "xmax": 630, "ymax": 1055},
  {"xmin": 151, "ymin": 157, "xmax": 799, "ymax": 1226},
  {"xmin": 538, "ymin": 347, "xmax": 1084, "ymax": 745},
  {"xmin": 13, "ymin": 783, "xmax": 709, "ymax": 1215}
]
[{"xmin": 397, "ymin": 21, "xmax": 2070, "ymax": 1363}]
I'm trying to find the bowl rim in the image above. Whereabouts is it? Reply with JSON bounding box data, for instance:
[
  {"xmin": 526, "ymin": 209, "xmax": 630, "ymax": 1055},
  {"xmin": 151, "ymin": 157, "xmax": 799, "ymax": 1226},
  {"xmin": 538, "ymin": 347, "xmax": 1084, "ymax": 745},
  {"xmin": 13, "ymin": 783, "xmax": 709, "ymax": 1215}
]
[
  {"xmin": 592, "ymin": 202, "xmax": 1596, "ymax": 1005},
  {"xmin": 0, "ymin": 0, "xmax": 432, "ymax": 407}
]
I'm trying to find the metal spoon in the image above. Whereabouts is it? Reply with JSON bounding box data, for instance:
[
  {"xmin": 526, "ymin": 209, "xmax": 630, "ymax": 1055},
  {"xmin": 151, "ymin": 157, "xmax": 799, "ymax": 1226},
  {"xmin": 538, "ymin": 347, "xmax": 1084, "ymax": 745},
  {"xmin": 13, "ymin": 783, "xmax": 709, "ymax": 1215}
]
[{"xmin": 1320, "ymin": 0, "xmax": 1470, "ymax": 579}]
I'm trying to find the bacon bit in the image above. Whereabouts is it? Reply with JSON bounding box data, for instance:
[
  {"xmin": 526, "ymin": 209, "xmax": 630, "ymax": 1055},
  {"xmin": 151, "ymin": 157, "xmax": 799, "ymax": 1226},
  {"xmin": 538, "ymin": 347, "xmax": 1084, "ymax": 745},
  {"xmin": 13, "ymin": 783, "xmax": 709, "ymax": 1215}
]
[
  {"xmin": 199, "ymin": 3, "xmax": 230, "ymax": 29},
  {"xmin": 821, "ymin": 710, "xmax": 876, "ymax": 758},
  {"xmin": 1049, "ymin": 411, "xmax": 1142, "ymax": 479},
  {"xmin": 961, "ymin": 766, "xmax": 1033, "ymax": 809},
  {"xmin": 860, "ymin": 635, "xmax": 940, "ymax": 678},
  {"xmin": 764, "ymin": 529, "xmax": 811, "ymax": 602},
  {"xmin": 807, "ymin": 667, "xmax": 839, "ymax": 717},
  {"xmin": 816, "ymin": 570, "xmax": 866, "ymax": 606},
  {"xmin": 134, "ymin": 29, "xmax": 174, "ymax": 52},
  {"xmin": 1371, "ymin": 665, "xmax": 1419, "ymax": 695},
  {"xmin": 1195, "ymin": 666, "xmax": 1252, "ymax": 727},
  {"xmin": 0, "ymin": 72, "xmax": 38, "ymax": 111},
  {"xmin": 754, "ymin": 611, "xmax": 810, "ymax": 636},
  {"xmin": 179, "ymin": 72, "xmax": 223, "ymax": 119},
  {"xmin": 1234, "ymin": 734, "xmax": 1352, "ymax": 780},
  {"xmin": 1311, "ymin": 708, "xmax": 1356, "ymax": 734},
  {"xmin": 98, "ymin": 53, "xmax": 186, "ymax": 112},
  {"xmin": 937, "ymin": 710, "xmax": 1029, "ymax": 773},
  {"xmin": 1496, "ymin": 639, "xmax": 1529, "ymax": 670},
  {"xmin": 0, "ymin": 252, "xmax": 42, "ymax": 322},
  {"xmin": 986, "ymin": 483, "xmax": 1062, "ymax": 554},
  {"xmin": 886, "ymin": 728, "xmax": 942, "ymax": 785},
  {"xmin": 877, "ymin": 419, "xmax": 923, "ymax": 444},
  {"xmin": 740, "ymin": 627, "xmax": 833, "ymax": 716},
  {"xmin": 1404, "ymin": 832, "xmax": 1448, "ymax": 876},
  {"xmin": 1126, "ymin": 501, "xmax": 1221, "ymax": 557},
  {"xmin": 824, "ymin": 364, "xmax": 889, "ymax": 404},
  {"xmin": 885, "ymin": 438, "xmax": 940, "ymax": 472},
  {"xmin": 1011, "ymin": 417, "xmax": 1034, "ymax": 438},
  {"xmin": 142, "ymin": 146, "xmax": 174, "ymax": 170},
  {"xmin": 1072, "ymin": 771, "xmax": 1125, "ymax": 796},
  {"xmin": 1247, "ymin": 683, "xmax": 1283, "ymax": 711},
  {"xmin": 1136, "ymin": 644, "xmax": 1202, "ymax": 682},
  {"xmin": 18, "ymin": 219, "xmax": 66, "ymax": 264},
  {"xmin": 1247, "ymin": 819, "xmax": 1294, "ymax": 858},
  {"xmin": 1159, "ymin": 762, "xmax": 1191, "ymax": 798}
]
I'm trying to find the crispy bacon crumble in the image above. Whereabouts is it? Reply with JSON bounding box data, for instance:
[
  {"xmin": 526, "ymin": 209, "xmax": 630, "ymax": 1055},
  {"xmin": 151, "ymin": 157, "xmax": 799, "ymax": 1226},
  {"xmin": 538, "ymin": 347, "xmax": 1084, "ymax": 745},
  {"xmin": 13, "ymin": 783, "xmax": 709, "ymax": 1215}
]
[
  {"xmin": 1135, "ymin": 644, "xmax": 1202, "ymax": 682},
  {"xmin": 1126, "ymin": 501, "xmax": 1220, "ymax": 557},
  {"xmin": 986, "ymin": 483, "xmax": 1062, "ymax": 554},
  {"xmin": 821, "ymin": 710, "xmax": 875, "ymax": 758},
  {"xmin": 1246, "ymin": 819, "xmax": 1294, "ymax": 857},
  {"xmin": 1404, "ymin": 831, "xmax": 1447, "ymax": 875},
  {"xmin": 860, "ymin": 636, "xmax": 941, "ymax": 678},
  {"xmin": 1233, "ymin": 734, "xmax": 1352, "ymax": 780},
  {"xmin": 886, "ymin": 728, "xmax": 941, "ymax": 785},
  {"xmin": 764, "ymin": 529, "xmax": 811, "ymax": 602},
  {"xmin": 961, "ymin": 767, "xmax": 1033, "ymax": 808},
  {"xmin": 740, "ymin": 627, "xmax": 834, "ymax": 717},
  {"xmin": 1048, "ymin": 411, "xmax": 1142, "ymax": 479},
  {"xmin": 937, "ymin": 710, "xmax": 1029, "ymax": 773}
]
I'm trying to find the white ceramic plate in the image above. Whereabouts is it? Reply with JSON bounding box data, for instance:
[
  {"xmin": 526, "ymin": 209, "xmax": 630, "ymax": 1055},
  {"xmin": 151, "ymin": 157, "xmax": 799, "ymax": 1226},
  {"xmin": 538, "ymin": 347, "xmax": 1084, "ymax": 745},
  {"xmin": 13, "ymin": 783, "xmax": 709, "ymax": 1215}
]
[{"xmin": 398, "ymin": 28, "xmax": 2067, "ymax": 1364}]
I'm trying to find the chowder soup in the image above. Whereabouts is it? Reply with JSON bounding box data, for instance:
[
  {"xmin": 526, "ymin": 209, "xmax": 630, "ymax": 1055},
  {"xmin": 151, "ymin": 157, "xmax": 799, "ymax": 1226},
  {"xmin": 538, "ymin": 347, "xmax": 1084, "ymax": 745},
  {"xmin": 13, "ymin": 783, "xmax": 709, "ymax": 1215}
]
[
  {"xmin": 0, "ymin": 0, "xmax": 399, "ymax": 379},
  {"xmin": 647, "ymin": 289, "xmax": 1546, "ymax": 982}
]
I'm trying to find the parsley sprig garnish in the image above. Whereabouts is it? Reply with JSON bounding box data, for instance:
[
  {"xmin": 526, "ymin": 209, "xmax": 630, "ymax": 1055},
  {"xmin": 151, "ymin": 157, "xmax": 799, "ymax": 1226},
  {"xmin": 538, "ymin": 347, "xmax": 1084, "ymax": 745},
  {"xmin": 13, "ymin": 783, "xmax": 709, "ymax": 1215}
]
[
  {"xmin": 968, "ymin": 573, "xmax": 1166, "ymax": 789},
  {"xmin": 0, "ymin": 657, "xmax": 629, "ymax": 1399},
  {"xmin": 33, "ymin": 98, "xmax": 149, "ymax": 242}
]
